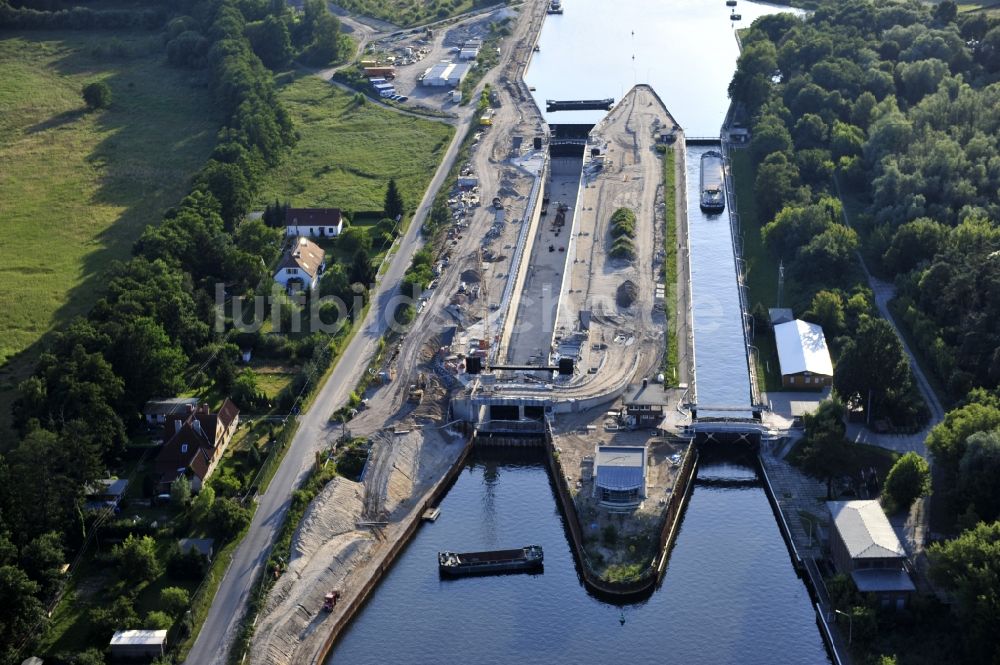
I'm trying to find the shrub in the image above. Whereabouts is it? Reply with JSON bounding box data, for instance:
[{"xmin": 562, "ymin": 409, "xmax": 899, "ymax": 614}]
[
  {"xmin": 160, "ymin": 586, "xmax": 191, "ymax": 617},
  {"xmin": 82, "ymin": 80, "xmax": 112, "ymax": 109},
  {"xmin": 145, "ymin": 610, "xmax": 174, "ymax": 630}
]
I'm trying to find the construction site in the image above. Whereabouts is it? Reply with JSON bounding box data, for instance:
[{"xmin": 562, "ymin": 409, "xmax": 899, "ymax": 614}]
[{"xmin": 244, "ymin": 0, "xmax": 732, "ymax": 656}]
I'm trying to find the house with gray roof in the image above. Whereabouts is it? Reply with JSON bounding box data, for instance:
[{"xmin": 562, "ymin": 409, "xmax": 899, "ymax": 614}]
[{"xmin": 828, "ymin": 500, "xmax": 915, "ymax": 609}]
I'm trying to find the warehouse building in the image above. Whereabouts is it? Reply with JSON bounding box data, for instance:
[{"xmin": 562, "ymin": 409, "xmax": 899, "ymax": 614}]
[
  {"xmin": 774, "ymin": 319, "xmax": 833, "ymax": 388},
  {"xmin": 421, "ymin": 61, "xmax": 471, "ymax": 87}
]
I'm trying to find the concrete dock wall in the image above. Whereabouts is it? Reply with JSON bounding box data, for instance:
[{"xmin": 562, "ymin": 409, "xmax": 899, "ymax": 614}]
[
  {"xmin": 310, "ymin": 433, "xmax": 475, "ymax": 665},
  {"xmin": 543, "ymin": 425, "xmax": 697, "ymax": 599},
  {"xmin": 495, "ymin": 160, "xmax": 548, "ymax": 361}
]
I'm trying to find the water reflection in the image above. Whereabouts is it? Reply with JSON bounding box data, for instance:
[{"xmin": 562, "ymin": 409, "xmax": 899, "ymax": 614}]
[{"xmin": 328, "ymin": 452, "xmax": 829, "ymax": 664}]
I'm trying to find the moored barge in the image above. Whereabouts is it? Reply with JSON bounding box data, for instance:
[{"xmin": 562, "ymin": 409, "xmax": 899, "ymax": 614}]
[
  {"xmin": 699, "ymin": 150, "xmax": 726, "ymax": 213},
  {"xmin": 438, "ymin": 545, "xmax": 544, "ymax": 576}
]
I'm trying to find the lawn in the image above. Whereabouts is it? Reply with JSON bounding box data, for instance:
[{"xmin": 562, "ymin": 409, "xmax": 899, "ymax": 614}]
[
  {"xmin": 0, "ymin": 31, "xmax": 218, "ymax": 436},
  {"xmin": 258, "ymin": 73, "xmax": 454, "ymax": 217}
]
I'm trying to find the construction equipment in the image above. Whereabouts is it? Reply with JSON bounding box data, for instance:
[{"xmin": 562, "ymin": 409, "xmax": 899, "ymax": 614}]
[
  {"xmin": 322, "ymin": 590, "xmax": 341, "ymax": 612},
  {"xmin": 407, "ymin": 372, "xmax": 427, "ymax": 403}
]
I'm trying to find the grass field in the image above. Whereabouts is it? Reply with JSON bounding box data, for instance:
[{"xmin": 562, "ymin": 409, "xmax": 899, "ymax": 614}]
[
  {"xmin": 331, "ymin": 0, "xmax": 486, "ymax": 26},
  {"xmin": 0, "ymin": 31, "xmax": 218, "ymax": 434},
  {"xmin": 258, "ymin": 73, "xmax": 454, "ymax": 216},
  {"xmin": 730, "ymin": 149, "xmax": 784, "ymax": 392}
]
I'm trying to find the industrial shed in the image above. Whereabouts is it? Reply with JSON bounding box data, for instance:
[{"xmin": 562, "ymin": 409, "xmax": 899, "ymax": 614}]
[
  {"xmin": 109, "ymin": 629, "xmax": 167, "ymax": 661},
  {"xmin": 594, "ymin": 445, "xmax": 646, "ymax": 509},
  {"xmin": 421, "ymin": 61, "xmax": 471, "ymax": 87},
  {"xmin": 773, "ymin": 319, "xmax": 833, "ymax": 388}
]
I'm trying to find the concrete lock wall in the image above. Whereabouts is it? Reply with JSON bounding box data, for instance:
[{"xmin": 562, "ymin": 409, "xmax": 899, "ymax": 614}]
[
  {"xmin": 496, "ymin": 159, "xmax": 548, "ymax": 360},
  {"xmin": 543, "ymin": 426, "xmax": 698, "ymax": 599}
]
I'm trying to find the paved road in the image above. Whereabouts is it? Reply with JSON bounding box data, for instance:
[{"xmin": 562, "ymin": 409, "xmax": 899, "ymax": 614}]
[
  {"xmin": 185, "ymin": 0, "xmax": 552, "ymax": 658},
  {"xmin": 830, "ymin": 178, "xmax": 944, "ymax": 457},
  {"xmin": 184, "ymin": 77, "xmax": 479, "ymax": 665}
]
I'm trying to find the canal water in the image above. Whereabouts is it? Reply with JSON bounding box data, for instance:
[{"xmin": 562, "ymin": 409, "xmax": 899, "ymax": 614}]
[
  {"xmin": 328, "ymin": 451, "xmax": 830, "ymax": 664},
  {"xmin": 687, "ymin": 144, "xmax": 754, "ymax": 410},
  {"xmin": 327, "ymin": 1, "xmax": 830, "ymax": 662},
  {"xmin": 524, "ymin": 0, "xmax": 796, "ymax": 136}
]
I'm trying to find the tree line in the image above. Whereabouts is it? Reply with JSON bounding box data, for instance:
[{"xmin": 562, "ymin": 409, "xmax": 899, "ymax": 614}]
[
  {"xmin": 0, "ymin": 1, "xmax": 303, "ymax": 659},
  {"xmin": 733, "ymin": 0, "xmax": 1000, "ymax": 403},
  {"xmin": 730, "ymin": 3, "xmax": 1000, "ymax": 662}
]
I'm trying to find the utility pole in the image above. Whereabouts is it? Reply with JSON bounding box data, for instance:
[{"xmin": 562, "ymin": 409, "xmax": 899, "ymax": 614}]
[{"xmin": 777, "ymin": 259, "xmax": 785, "ymax": 309}]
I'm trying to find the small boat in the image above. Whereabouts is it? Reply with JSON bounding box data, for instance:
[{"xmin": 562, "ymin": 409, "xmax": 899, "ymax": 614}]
[
  {"xmin": 547, "ymin": 0, "xmax": 563, "ymax": 14},
  {"xmin": 438, "ymin": 545, "xmax": 544, "ymax": 576},
  {"xmin": 730, "ymin": 12, "xmax": 742, "ymax": 20},
  {"xmin": 726, "ymin": 0, "xmax": 737, "ymax": 6}
]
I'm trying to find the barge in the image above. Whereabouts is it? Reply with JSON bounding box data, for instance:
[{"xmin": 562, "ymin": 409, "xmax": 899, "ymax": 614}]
[
  {"xmin": 699, "ymin": 150, "xmax": 726, "ymax": 213},
  {"xmin": 438, "ymin": 545, "xmax": 544, "ymax": 576}
]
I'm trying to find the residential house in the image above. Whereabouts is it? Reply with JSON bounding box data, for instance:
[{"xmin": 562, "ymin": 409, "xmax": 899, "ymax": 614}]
[
  {"xmin": 284, "ymin": 208, "xmax": 343, "ymax": 238},
  {"xmin": 622, "ymin": 379, "xmax": 668, "ymax": 429},
  {"xmin": 273, "ymin": 236, "xmax": 326, "ymax": 292},
  {"xmin": 828, "ymin": 500, "xmax": 916, "ymax": 609},
  {"xmin": 774, "ymin": 319, "xmax": 834, "ymax": 388},
  {"xmin": 154, "ymin": 399, "xmax": 240, "ymax": 493}
]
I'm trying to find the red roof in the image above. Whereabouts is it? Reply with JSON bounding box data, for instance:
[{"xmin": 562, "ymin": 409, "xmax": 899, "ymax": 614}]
[{"xmin": 155, "ymin": 399, "xmax": 239, "ymax": 484}]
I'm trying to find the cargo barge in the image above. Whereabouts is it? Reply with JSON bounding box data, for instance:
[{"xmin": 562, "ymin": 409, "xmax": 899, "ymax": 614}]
[
  {"xmin": 438, "ymin": 545, "xmax": 544, "ymax": 576},
  {"xmin": 699, "ymin": 150, "xmax": 726, "ymax": 213}
]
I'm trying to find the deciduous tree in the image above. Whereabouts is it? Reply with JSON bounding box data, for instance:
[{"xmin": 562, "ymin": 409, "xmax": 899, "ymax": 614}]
[{"xmin": 883, "ymin": 451, "xmax": 931, "ymax": 513}]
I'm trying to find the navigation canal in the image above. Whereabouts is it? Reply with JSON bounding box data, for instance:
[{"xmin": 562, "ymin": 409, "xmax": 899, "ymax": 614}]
[
  {"xmin": 327, "ymin": 1, "xmax": 830, "ymax": 662},
  {"xmin": 525, "ymin": 0, "xmax": 794, "ymax": 135},
  {"xmin": 687, "ymin": 144, "xmax": 754, "ymax": 410},
  {"xmin": 328, "ymin": 451, "xmax": 830, "ymax": 664}
]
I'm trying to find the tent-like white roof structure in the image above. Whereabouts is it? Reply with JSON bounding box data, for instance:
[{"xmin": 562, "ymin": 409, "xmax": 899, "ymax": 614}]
[
  {"xmin": 828, "ymin": 500, "xmax": 906, "ymax": 559},
  {"xmin": 774, "ymin": 319, "xmax": 833, "ymax": 377}
]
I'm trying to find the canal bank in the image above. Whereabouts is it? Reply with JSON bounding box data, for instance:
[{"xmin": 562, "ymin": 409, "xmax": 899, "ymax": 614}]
[{"xmin": 326, "ymin": 444, "xmax": 831, "ymax": 665}]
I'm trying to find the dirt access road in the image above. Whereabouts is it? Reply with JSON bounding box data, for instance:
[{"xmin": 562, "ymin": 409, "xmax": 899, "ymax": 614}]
[{"xmin": 183, "ymin": 2, "xmax": 548, "ymax": 663}]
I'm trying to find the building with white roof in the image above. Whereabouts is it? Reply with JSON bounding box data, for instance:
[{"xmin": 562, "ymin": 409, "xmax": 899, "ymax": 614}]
[
  {"xmin": 827, "ymin": 500, "xmax": 915, "ymax": 609},
  {"xmin": 109, "ymin": 629, "xmax": 168, "ymax": 660},
  {"xmin": 594, "ymin": 445, "xmax": 646, "ymax": 510},
  {"xmin": 773, "ymin": 319, "xmax": 833, "ymax": 388},
  {"xmin": 421, "ymin": 61, "xmax": 471, "ymax": 87}
]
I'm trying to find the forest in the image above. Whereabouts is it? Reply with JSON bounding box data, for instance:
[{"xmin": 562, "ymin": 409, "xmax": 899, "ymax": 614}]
[
  {"xmin": 731, "ymin": 2, "xmax": 1000, "ymax": 663},
  {"xmin": 0, "ymin": 0, "xmax": 359, "ymax": 661}
]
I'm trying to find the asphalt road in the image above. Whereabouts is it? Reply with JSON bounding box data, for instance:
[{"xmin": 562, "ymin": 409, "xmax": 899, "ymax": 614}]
[
  {"xmin": 184, "ymin": 98, "xmax": 477, "ymax": 665},
  {"xmin": 185, "ymin": 2, "xmax": 549, "ymax": 659}
]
